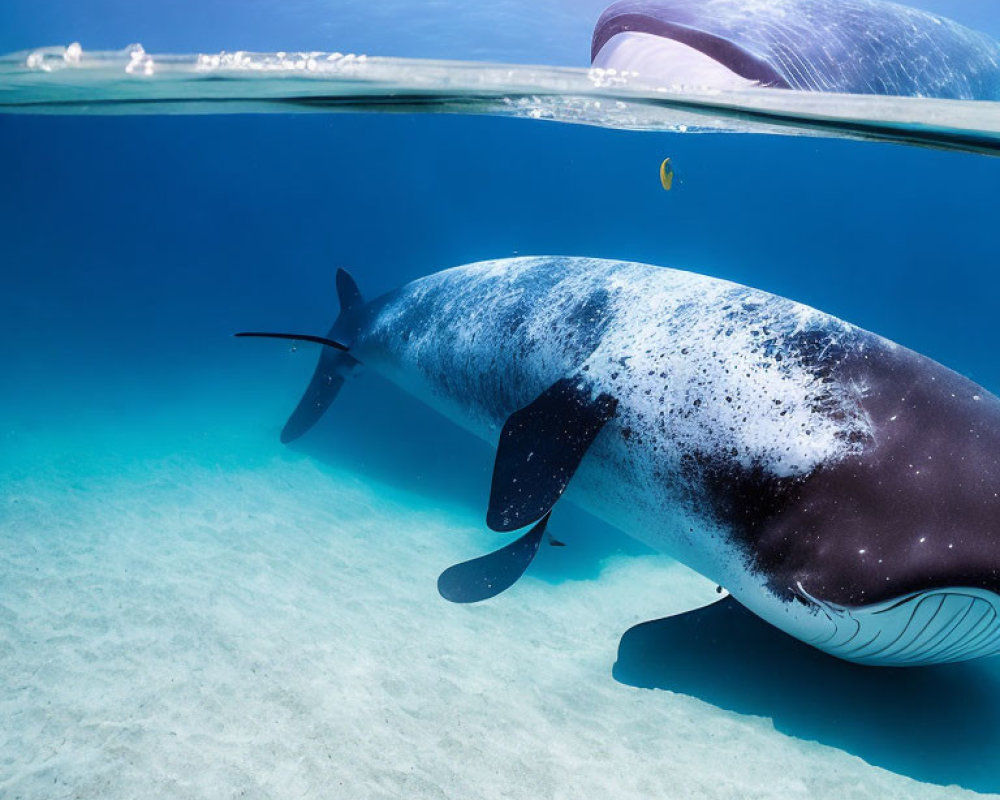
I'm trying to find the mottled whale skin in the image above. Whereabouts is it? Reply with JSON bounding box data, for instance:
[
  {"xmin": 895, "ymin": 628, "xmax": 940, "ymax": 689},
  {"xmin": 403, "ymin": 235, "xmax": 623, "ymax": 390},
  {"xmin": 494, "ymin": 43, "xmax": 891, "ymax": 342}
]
[
  {"xmin": 296, "ymin": 257, "xmax": 1000, "ymax": 666},
  {"xmin": 592, "ymin": 0, "xmax": 1000, "ymax": 100}
]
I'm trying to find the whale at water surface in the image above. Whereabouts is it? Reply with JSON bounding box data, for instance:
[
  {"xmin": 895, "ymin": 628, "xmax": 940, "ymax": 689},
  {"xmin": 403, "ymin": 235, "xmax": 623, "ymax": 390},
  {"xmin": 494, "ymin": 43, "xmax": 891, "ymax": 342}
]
[
  {"xmin": 591, "ymin": 0, "xmax": 1000, "ymax": 100},
  {"xmin": 242, "ymin": 257, "xmax": 1000, "ymax": 667}
]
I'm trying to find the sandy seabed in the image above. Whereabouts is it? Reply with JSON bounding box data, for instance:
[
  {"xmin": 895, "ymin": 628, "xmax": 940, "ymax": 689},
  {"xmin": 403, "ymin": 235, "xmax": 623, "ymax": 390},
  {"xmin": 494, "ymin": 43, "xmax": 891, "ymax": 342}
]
[{"xmin": 1, "ymin": 431, "xmax": 994, "ymax": 800}]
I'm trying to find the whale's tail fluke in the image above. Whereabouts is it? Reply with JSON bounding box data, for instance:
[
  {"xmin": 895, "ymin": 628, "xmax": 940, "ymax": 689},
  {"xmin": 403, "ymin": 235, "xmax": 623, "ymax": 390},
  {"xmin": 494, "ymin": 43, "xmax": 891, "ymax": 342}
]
[
  {"xmin": 236, "ymin": 268, "xmax": 363, "ymax": 444},
  {"xmin": 276, "ymin": 339, "xmax": 359, "ymax": 443}
]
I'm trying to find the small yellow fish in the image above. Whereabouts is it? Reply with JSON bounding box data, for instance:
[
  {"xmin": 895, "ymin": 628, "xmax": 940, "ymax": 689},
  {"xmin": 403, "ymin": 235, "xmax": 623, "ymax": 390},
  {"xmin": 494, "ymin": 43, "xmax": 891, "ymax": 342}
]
[{"xmin": 659, "ymin": 157, "xmax": 675, "ymax": 191}]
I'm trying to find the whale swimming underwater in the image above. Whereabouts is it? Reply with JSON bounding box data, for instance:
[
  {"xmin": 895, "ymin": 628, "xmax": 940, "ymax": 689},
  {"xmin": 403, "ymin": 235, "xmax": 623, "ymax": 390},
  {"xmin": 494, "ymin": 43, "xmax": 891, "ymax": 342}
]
[
  {"xmin": 242, "ymin": 257, "xmax": 1000, "ymax": 666},
  {"xmin": 591, "ymin": 0, "xmax": 1000, "ymax": 100}
]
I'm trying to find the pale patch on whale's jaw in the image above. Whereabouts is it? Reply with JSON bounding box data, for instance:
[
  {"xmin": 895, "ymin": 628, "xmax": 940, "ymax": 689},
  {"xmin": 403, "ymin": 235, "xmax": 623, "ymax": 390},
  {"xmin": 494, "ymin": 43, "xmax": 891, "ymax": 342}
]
[
  {"xmin": 592, "ymin": 31, "xmax": 761, "ymax": 90},
  {"xmin": 798, "ymin": 586, "xmax": 1000, "ymax": 666}
]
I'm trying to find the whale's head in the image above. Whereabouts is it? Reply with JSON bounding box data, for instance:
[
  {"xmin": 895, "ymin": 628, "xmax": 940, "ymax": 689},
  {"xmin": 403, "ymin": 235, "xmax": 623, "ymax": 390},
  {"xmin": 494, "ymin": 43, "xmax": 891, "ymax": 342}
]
[
  {"xmin": 710, "ymin": 334, "xmax": 1000, "ymax": 664},
  {"xmin": 591, "ymin": 0, "xmax": 1000, "ymax": 100}
]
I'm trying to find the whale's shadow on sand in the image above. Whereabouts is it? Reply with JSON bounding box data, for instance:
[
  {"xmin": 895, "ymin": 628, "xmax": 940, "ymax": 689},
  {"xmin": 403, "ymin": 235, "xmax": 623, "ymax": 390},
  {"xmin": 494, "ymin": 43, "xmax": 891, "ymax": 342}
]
[{"xmin": 614, "ymin": 598, "xmax": 1000, "ymax": 793}]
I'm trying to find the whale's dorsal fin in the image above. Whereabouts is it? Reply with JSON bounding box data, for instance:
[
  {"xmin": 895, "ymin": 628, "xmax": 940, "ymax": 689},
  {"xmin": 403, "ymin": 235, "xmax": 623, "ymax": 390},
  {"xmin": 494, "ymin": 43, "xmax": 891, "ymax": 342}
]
[
  {"xmin": 437, "ymin": 513, "xmax": 551, "ymax": 603},
  {"xmin": 488, "ymin": 376, "xmax": 618, "ymax": 532}
]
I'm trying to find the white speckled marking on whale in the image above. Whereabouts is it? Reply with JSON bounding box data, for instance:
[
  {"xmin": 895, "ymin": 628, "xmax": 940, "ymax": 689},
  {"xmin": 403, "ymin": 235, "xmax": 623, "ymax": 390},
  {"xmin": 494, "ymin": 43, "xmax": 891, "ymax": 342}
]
[{"xmin": 367, "ymin": 256, "xmax": 872, "ymax": 476}]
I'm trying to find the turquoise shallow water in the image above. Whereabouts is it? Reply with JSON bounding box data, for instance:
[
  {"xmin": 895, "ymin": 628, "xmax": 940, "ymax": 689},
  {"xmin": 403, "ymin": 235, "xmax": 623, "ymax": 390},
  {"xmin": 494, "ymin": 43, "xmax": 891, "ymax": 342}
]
[
  {"xmin": 4, "ymin": 2, "xmax": 1000, "ymax": 797},
  {"xmin": 6, "ymin": 377, "xmax": 1000, "ymax": 798}
]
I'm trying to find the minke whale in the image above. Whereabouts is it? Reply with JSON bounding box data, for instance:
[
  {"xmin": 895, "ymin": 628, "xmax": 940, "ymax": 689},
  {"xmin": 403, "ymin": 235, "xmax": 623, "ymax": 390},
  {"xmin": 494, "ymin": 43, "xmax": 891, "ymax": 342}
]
[
  {"xmin": 241, "ymin": 257, "xmax": 1000, "ymax": 666},
  {"xmin": 592, "ymin": 0, "xmax": 1000, "ymax": 100}
]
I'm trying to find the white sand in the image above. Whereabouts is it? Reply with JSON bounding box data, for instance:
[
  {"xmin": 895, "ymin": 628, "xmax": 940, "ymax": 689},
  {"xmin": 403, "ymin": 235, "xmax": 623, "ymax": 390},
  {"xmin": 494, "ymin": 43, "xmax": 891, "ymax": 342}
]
[{"xmin": 0, "ymin": 433, "xmax": 994, "ymax": 799}]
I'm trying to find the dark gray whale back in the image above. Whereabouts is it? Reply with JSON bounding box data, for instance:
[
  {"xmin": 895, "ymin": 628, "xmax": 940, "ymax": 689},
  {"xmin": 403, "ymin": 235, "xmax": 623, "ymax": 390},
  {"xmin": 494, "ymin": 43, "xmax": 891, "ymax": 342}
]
[{"xmin": 593, "ymin": 0, "xmax": 1000, "ymax": 100}]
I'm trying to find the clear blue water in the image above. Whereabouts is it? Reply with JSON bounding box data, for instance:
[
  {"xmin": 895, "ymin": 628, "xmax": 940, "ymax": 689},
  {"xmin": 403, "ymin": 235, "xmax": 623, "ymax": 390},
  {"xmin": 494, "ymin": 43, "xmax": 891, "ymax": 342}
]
[{"xmin": 3, "ymin": 2, "xmax": 1000, "ymax": 798}]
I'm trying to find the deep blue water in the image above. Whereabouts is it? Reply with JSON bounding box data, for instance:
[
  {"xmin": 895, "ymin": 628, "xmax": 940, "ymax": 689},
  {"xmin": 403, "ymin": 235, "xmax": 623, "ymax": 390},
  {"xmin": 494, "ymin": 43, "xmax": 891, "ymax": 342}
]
[
  {"xmin": 3, "ymin": 2, "xmax": 1000, "ymax": 797},
  {"xmin": 3, "ymin": 112, "xmax": 998, "ymax": 475}
]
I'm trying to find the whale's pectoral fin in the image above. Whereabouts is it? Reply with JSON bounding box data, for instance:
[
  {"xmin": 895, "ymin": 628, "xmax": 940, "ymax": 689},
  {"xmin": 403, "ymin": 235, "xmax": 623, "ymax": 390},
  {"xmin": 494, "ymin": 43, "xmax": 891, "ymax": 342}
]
[
  {"xmin": 438, "ymin": 512, "xmax": 551, "ymax": 603},
  {"xmin": 487, "ymin": 376, "xmax": 618, "ymax": 532},
  {"xmin": 439, "ymin": 376, "xmax": 613, "ymax": 603}
]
